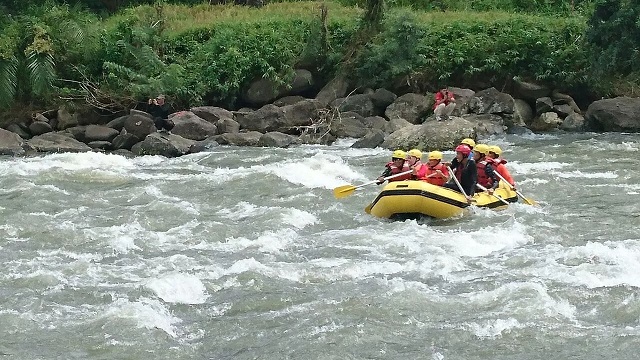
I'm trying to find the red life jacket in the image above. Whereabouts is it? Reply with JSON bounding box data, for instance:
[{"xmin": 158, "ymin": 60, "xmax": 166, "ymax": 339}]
[
  {"xmin": 487, "ymin": 158, "xmax": 515, "ymax": 186},
  {"xmin": 385, "ymin": 161, "xmax": 412, "ymax": 181},
  {"xmin": 476, "ymin": 160, "xmax": 494, "ymax": 188},
  {"xmin": 424, "ymin": 162, "xmax": 448, "ymax": 186}
]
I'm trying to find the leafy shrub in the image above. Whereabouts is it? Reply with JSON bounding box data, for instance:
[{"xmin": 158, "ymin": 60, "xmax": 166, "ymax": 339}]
[{"xmin": 353, "ymin": 9, "xmax": 588, "ymax": 91}]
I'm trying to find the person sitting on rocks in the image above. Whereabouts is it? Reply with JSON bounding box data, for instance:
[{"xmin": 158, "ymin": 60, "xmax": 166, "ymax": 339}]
[
  {"xmin": 147, "ymin": 94, "xmax": 174, "ymax": 132},
  {"xmin": 433, "ymin": 88, "xmax": 456, "ymax": 121}
]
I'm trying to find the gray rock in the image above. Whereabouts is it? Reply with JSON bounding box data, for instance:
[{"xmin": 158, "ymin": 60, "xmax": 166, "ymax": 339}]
[
  {"xmin": 65, "ymin": 126, "xmax": 87, "ymax": 142},
  {"xmin": 469, "ymin": 87, "xmax": 515, "ymax": 115},
  {"xmin": 131, "ymin": 133, "xmax": 195, "ymax": 157},
  {"xmin": 330, "ymin": 94, "xmax": 376, "ymax": 117},
  {"xmin": 370, "ymin": 88, "xmax": 397, "ymax": 111},
  {"xmin": 382, "ymin": 116, "xmax": 476, "ymax": 151},
  {"xmin": 513, "ymin": 99, "xmax": 533, "ymax": 127},
  {"xmin": 129, "ymin": 109, "xmax": 152, "ymax": 119},
  {"xmin": 0, "ymin": 128, "xmax": 28, "ymax": 155},
  {"xmin": 216, "ymin": 118, "xmax": 240, "ymax": 134},
  {"xmin": 85, "ymin": 125, "xmax": 119, "ymax": 142},
  {"xmin": 535, "ymin": 97, "xmax": 554, "ymax": 115},
  {"xmin": 553, "ymin": 104, "xmax": 575, "ymax": 118},
  {"xmin": 123, "ymin": 114, "xmax": 156, "ymax": 140},
  {"xmin": 386, "ymin": 118, "xmax": 413, "ymax": 133},
  {"xmin": 560, "ymin": 112, "xmax": 585, "ymax": 132},
  {"xmin": 57, "ymin": 106, "xmax": 78, "ymax": 130},
  {"xmin": 315, "ymin": 75, "xmax": 350, "ymax": 106},
  {"xmin": 29, "ymin": 121, "xmax": 53, "ymax": 136},
  {"xmin": 288, "ymin": 69, "xmax": 314, "ymax": 96},
  {"xmin": 28, "ymin": 132, "xmax": 92, "ymax": 153},
  {"xmin": 513, "ymin": 79, "xmax": 551, "ymax": 102},
  {"xmin": 112, "ymin": 133, "xmax": 140, "ymax": 150},
  {"xmin": 87, "ymin": 141, "xmax": 112, "ymax": 150},
  {"xmin": 447, "ymin": 87, "xmax": 475, "ymax": 116},
  {"xmin": 258, "ymin": 131, "xmax": 297, "ymax": 147},
  {"xmin": 362, "ymin": 116, "xmax": 388, "ymax": 133},
  {"xmin": 190, "ymin": 106, "xmax": 234, "ymax": 124},
  {"xmin": 585, "ymin": 97, "xmax": 640, "ymax": 131},
  {"xmin": 530, "ymin": 112, "xmax": 562, "ymax": 132},
  {"xmin": 351, "ymin": 129, "xmax": 385, "ymax": 148},
  {"xmin": 273, "ymin": 96, "xmax": 306, "ymax": 107},
  {"xmin": 170, "ymin": 111, "xmax": 217, "ymax": 140},
  {"xmin": 6, "ymin": 123, "xmax": 30, "ymax": 139},
  {"xmin": 329, "ymin": 111, "xmax": 369, "ymax": 138},
  {"xmin": 189, "ymin": 138, "xmax": 219, "ymax": 153},
  {"xmin": 214, "ymin": 131, "xmax": 263, "ymax": 146},
  {"xmin": 106, "ymin": 116, "xmax": 128, "ymax": 131},
  {"xmin": 384, "ymin": 93, "xmax": 430, "ymax": 124}
]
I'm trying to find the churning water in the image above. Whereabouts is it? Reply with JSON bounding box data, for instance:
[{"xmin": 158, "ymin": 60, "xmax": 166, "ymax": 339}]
[{"xmin": 1, "ymin": 132, "xmax": 640, "ymax": 359}]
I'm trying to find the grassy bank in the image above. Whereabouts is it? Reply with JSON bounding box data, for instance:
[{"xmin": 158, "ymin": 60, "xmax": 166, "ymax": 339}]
[{"xmin": 0, "ymin": 1, "xmax": 597, "ymax": 111}]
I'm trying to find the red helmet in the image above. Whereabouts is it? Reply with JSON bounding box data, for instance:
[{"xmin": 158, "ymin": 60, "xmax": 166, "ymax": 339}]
[{"xmin": 455, "ymin": 144, "xmax": 471, "ymax": 156}]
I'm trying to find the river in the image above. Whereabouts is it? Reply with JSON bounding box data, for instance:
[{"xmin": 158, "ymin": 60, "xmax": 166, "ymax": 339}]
[{"xmin": 1, "ymin": 132, "xmax": 639, "ymax": 359}]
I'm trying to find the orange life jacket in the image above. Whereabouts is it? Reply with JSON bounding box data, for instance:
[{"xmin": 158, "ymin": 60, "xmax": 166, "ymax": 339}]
[
  {"xmin": 424, "ymin": 162, "xmax": 448, "ymax": 186},
  {"xmin": 487, "ymin": 158, "xmax": 515, "ymax": 186},
  {"xmin": 385, "ymin": 161, "xmax": 412, "ymax": 181},
  {"xmin": 476, "ymin": 160, "xmax": 494, "ymax": 188}
]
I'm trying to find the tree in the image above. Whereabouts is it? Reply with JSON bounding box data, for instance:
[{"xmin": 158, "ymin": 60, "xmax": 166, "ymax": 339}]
[{"xmin": 586, "ymin": 0, "xmax": 640, "ymax": 77}]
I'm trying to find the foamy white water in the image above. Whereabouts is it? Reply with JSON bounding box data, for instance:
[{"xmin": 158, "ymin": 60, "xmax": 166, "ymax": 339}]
[{"xmin": 1, "ymin": 132, "xmax": 640, "ymax": 359}]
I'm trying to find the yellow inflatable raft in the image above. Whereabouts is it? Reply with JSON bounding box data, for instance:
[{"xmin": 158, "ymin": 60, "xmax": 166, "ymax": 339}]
[{"xmin": 365, "ymin": 180, "xmax": 518, "ymax": 219}]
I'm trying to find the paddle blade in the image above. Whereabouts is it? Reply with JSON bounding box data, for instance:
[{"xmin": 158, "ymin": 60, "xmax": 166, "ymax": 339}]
[
  {"xmin": 364, "ymin": 203, "xmax": 373, "ymax": 214},
  {"xmin": 333, "ymin": 185, "xmax": 356, "ymax": 199},
  {"xmin": 516, "ymin": 190, "xmax": 538, "ymax": 206}
]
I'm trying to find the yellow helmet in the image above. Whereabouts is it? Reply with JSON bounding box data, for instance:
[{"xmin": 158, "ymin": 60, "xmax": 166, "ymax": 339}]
[
  {"xmin": 428, "ymin": 151, "xmax": 443, "ymax": 161},
  {"xmin": 474, "ymin": 143, "xmax": 490, "ymax": 155},
  {"xmin": 488, "ymin": 145, "xmax": 502, "ymax": 156},
  {"xmin": 407, "ymin": 149, "xmax": 422, "ymax": 159},
  {"xmin": 460, "ymin": 138, "xmax": 476, "ymax": 149},
  {"xmin": 392, "ymin": 149, "xmax": 406, "ymax": 160}
]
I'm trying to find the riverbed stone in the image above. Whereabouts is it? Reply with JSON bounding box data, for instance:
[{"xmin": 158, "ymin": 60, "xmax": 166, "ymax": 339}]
[
  {"xmin": 28, "ymin": 132, "xmax": 92, "ymax": 153},
  {"xmin": 0, "ymin": 128, "xmax": 27, "ymax": 155},
  {"xmin": 585, "ymin": 97, "xmax": 640, "ymax": 131},
  {"xmin": 382, "ymin": 116, "xmax": 476, "ymax": 151}
]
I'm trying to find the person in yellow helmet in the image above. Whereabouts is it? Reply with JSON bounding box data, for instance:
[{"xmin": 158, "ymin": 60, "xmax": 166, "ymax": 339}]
[
  {"xmin": 473, "ymin": 144, "xmax": 500, "ymax": 193},
  {"xmin": 487, "ymin": 145, "xmax": 516, "ymax": 187},
  {"xmin": 406, "ymin": 149, "xmax": 425, "ymax": 180},
  {"xmin": 377, "ymin": 149, "xmax": 412, "ymax": 184},
  {"xmin": 423, "ymin": 151, "xmax": 450, "ymax": 186}
]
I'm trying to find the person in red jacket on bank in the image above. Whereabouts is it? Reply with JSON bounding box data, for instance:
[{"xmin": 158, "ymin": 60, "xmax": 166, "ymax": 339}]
[
  {"xmin": 433, "ymin": 88, "xmax": 456, "ymax": 121},
  {"xmin": 423, "ymin": 151, "xmax": 450, "ymax": 186},
  {"xmin": 487, "ymin": 145, "xmax": 516, "ymax": 188},
  {"xmin": 473, "ymin": 144, "xmax": 501, "ymax": 193},
  {"xmin": 377, "ymin": 149, "xmax": 412, "ymax": 184}
]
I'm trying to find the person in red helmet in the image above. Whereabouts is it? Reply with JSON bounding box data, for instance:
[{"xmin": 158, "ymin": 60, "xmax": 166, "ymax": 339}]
[{"xmin": 443, "ymin": 144, "xmax": 477, "ymax": 198}]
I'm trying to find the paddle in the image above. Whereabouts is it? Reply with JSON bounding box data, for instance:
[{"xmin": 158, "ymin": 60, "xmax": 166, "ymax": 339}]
[
  {"xmin": 493, "ymin": 172, "xmax": 538, "ymax": 206},
  {"xmin": 476, "ymin": 183, "xmax": 509, "ymax": 205},
  {"xmin": 446, "ymin": 165, "xmax": 470, "ymax": 200},
  {"xmin": 333, "ymin": 170, "xmax": 413, "ymax": 199}
]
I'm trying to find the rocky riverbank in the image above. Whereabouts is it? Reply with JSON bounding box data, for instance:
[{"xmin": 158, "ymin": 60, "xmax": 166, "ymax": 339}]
[{"xmin": 1, "ymin": 73, "xmax": 639, "ymax": 157}]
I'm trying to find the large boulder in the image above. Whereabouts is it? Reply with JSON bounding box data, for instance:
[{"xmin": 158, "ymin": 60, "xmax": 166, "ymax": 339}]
[
  {"xmin": 0, "ymin": 128, "xmax": 28, "ymax": 155},
  {"xmin": 351, "ymin": 129, "xmax": 385, "ymax": 149},
  {"xmin": 85, "ymin": 125, "xmax": 119, "ymax": 142},
  {"xmin": 235, "ymin": 99, "xmax": 321, "ymax": 134},
  {"xmin": 29, "ymin": 121, "xmax": 53, "ymax": 136},
  {"xmin": 447, "ymin": 87, "xmax": 475, "ymax": 116},
  {"xmin": 123, "ymin": 114, "xmax": 156, "ymax": 140},
  {"xmin": 585, "ymin": 97, "xmax": 640, "ymax": 131},
  {"xmin": 27, "ymin": 132, "xmax": 92, "ymax": 153},
  {"xmin": 382, "ymin": 116, "xmax": 476, "ymax": 151},
  {"xmin": 384, "ymin": 93, "xmax": 431, "ymax": 124},
  {"xmin": 469, "ymin": 87, "xmax": 515, "ymax": 115},
  {"xmin": 329, "ymin": 111, "xmax": 369, "ymax": 138},
  {"xmin": 258, "ymin": 131, "xmax": 297, "ymax": 147},
  {"xmin": 530, "ymin": 112, "xmax": 562, "ymax": 132},
  {"xmin": 330, "ymin": 94, "xmax": 377, "ymax": 117},
  {"xmin": 131, "ymin": 133, "xmax": 195, "ymax": 157},
  {"xmin": 241, "ymin": 69, "xmax": 315, "ymax": 107},
  {"xmin": 214, "ymin": 131, "xmax": 263, "ymax": 146},
  {"xmin": 512, "ymin": 99, "xmax": 533, "ymax": 127},
  {"xmin": 170, "ymin": 111, "xmax": 217, "ymax": 140},
  {"xmin": 315, "ymin": 75, "xmax": 350, "ymax": 106},
  {"xmin": 560, "ymin": 112, "xmax": 586, "ymax": 132},
  {"xmin": 370, "ymin": 88, "xmax": 397, "ymax": 112},
  {"xmin": 190, "ymin": 106, "xmax": 234, "ymax": 124},
  {"xmin": 512, "ymin": 79, "xmax": 551, "ymax": 102}
]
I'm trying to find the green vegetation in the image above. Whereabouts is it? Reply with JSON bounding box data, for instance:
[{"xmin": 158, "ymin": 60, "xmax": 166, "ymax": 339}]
[{"xmin": 0, "ymin": 0, "xmax": 638, "ymax": 112}]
